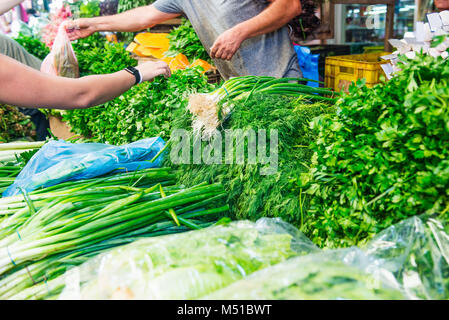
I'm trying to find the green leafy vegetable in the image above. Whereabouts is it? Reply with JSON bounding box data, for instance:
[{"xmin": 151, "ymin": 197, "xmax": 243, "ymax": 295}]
[
  {"xmin": 300, "ymin": 54, "xmax": 449, "ymax": 248},
  {"xmin": 166, "ymin": 18, "xmax": 211, "ymax": 63},
  {"xmin": 13, "ymin": 33, "xmax": 50, "ymax": 61}
]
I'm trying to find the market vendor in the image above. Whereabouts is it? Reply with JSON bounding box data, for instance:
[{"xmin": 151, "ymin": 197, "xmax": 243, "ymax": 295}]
[
  {"xmin": 67, "ymin": 0, "xmax": 303, "ymax": 80},
  {"xmin": 0, "ymin": 54, "xmax": 171, "ymax": 109}
]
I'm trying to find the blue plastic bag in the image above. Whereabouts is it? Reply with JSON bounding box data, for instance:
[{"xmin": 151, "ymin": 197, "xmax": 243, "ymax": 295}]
[
  {"xmin": 294, "ymin": 45, "xmax": 320, "ymax": 88},
  {"xmin": 3, "ymin": 137, "xmax": 166, "ymax": 197}
]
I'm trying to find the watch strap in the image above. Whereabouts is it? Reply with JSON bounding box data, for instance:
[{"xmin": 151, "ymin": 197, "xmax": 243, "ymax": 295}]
[{"xmin": 124, "ymin": 66, "xmax": 142, "ymax": 85}]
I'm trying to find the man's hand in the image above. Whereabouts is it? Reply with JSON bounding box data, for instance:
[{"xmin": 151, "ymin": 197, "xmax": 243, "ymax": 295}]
[
  {"xmin": 66, "ymin": 19, "xmax": 96, "ymax": 41},
  {"xmin": 210, "ymin": 27, "xmax": 246, "ymax": 61}
]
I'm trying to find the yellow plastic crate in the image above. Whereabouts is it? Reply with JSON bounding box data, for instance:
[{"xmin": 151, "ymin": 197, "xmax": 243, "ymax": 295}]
[{"xmin": 325, "ymin": 52, "xmax": 391, "ymax": 92}]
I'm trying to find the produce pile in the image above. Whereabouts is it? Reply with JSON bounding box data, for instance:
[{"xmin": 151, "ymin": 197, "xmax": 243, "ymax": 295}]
[
  {"xmin": 300, "ymin": 54, "xmax": 449, "ymax": 248},
  {"xmin": 0, "ymin": 167, "xmax": 227, "ymax": 299},
  {"xmin": 56, "ymin": 219, "xmax": 317, "ymax": 300},
  {"xmin": 166, "ymin": 18, "xmax": 211, "ymax": 63},
  {"xmin": 0, "ymin": 106, "xmax": 36, "ymax": 143},
  {"xmin": 169, "ymin": 93, "xmax": 333, "ymax": 228},
  {"xmin": 13, "ymin": 33, "xmax": 50, "ymax": 61},
  {"xmin": 0, "ymin": 141, "xmax": 44, "ymax": 196},
  {"xmin": 3, "ymin": 1, "xmax": 449, "ymax": 301},
  {"xmin": 205, "ymin": 214, "xmax": 449, "ymax": 300}
]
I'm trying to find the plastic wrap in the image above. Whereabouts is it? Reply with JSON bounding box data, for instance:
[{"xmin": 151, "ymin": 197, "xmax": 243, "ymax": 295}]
[
  {"xmin": 363, "ymin": 216, "xmax": 449, "ymax": 300},
  {"xmin": 204, "ymin": 215, "xmax": 449, "ymax": 300},
  {"xmin": 203, "ymin": 248, "xmax": 405, "ymax": 300},
  {"xmin": 57, "ymin": 218, "xmax": 318, "ymax": 300},
  {"xmin": 3, "ymin": 138, "xmax": 166, "ymax": 197},
  {"xmin": 55, "ymin": 216, "xmax": 449, "ymax": 300}
]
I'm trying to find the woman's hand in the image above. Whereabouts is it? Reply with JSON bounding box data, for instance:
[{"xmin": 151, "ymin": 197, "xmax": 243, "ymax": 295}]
[{"xmin": 136, "ymin": 60, "xmax": 171, "ymax": 82}]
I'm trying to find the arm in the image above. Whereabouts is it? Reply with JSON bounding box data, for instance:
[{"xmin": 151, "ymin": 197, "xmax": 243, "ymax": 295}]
[
  {"xmin": 210, "ymin": 0, "xmax": 302, "ymax": 61},
  {"xmin": 0, "ymin": 54, "xmax": 171, "ymax": 109},
  {"xmin": 66, "ymin": 5, "xmax": 180, "ymax": 40},
  {"xmin": 0, "ymin": 0, "xmax": 24, "ymax": 15}
]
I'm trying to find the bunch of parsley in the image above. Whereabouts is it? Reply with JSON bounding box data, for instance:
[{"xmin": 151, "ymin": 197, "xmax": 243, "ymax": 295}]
[
  {"xmin": 300, "ymin": 54, "xmax": 449, "ymax": 248},
  {"xmin": 63, "ymin": 67, "xmax": 214, "ymax": 145},
  {"xmin": 166, "ymin": 18, "xmax": 211, "ymax": 63}
]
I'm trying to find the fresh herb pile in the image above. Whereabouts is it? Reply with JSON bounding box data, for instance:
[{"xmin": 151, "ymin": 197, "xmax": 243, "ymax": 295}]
[
  {"xmin": 63, "ymin": 67, "xmax": 215, "ymax": 145},
  {"xmin": 168, "ymin": 94, "xmax": 332, "ymax": 227},
  {"xmin": 166, "ymin": 18, "xmax": 211, "ymax": 63},
  {"xmin": 72, "ymin": 34, "xmax": 135, "ymax": 77},
  {"xmin": 0, "ymin": 105, "xmax": 36, "ymax": 143},
  {"xmin": 299, "ymin": 54, "xmax": 449, "ymax": 248},
  {"xmin": 69, "ymin": 0, "xmax": 101, "ymax": 18},
  {"xmin": 13, "ymin": 33, "xmax": 50, "ymax": 61}
]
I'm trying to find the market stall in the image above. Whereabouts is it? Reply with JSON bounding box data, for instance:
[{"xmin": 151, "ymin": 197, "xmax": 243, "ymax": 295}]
[{"xmin": 0, "ymin": 0, "xmax": 448, "ymax": 303}]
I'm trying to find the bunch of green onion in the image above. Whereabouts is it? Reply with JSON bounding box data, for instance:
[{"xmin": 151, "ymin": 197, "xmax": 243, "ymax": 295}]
[
  {"xmin": 208, "ymin": 76, "xmax": 337, "ymax": 103},
  {"xmin": 0, "ymin": 167, "xmax": 228, "ymax": 299},
  {"xmin": 0, "ymin": 141, "xmax": 44, "ymax": 163},
  {"xmin": 187, "ymin": 76, "xmax": 338, "ymax": 138},
  {"xmin": 0, "ymin": 141, "xmax": 45, "ymax": 195}
]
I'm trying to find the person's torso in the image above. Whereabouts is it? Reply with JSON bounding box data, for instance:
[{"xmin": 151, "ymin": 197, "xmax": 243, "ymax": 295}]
[{"xmin": 176, "ymin": 0, "xmax": 298, "ymax": 79}]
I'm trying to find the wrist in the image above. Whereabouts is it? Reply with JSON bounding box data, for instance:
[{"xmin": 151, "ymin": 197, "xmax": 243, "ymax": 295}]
[
  {"xmin": 124, "ymin": 66, "xmax": 143, "ymax": 85},
  {"xmin": 233, "ymin": 24, "xmax": 250, "ymax": 41},
  {"xmin": 90, "ymin": 17, "xmax": 106, "ymax": 32}
]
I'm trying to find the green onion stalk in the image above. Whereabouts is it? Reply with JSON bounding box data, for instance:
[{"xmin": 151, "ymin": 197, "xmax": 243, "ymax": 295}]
[
  {"xmin": 187, "ymin": 76, "xmax": 339, "ymax": 138},
  {"xmin": 0, "ymin": 141, "xmax": 45, "ymax": 195},
  {"xmin": 0, "ymin": 169, "xmax": 228, "ymax": 299}
]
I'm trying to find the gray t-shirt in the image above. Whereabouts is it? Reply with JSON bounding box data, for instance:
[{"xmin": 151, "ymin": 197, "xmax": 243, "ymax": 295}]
[{"xmin": 153, "ymin": 0, "xmax": 302, "ymax": 80}]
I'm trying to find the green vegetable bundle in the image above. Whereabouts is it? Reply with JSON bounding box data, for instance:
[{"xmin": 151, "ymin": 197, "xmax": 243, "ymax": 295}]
[
  {"xmin": 169, "ymin": 93, "xmax": 333, "ymax": 228},
  {"xmin": 13, "ymin": 33, "xmax": 50, "ymax": 61},
  {"xmin": 72, "ymin": 34, "xmax": 135, "ymax": 77},
  {"xmin": 64, "ymin": 67, "xmax": 215, "ymax": 145},
  {"xmin": 55, "ymin": 218, "xmax": 314, "ymax": 300},
  {"xmin": 204, "ymin": 251, "xmax": 404, "ymax": 300},
  {"xmin": 0, "ymin": 141, "xmax": 44, "ymax": 194},
  {"xmin": 0, "ymin": 167, "xmax": 228, "ymax": 299},
  {"xmin": 300, "ymin": 54, "xmax": 449, "ymax": 248},
  {"xmin": 188, "ymin": 76, "xmax": 337, "ymax": 138},
  {"xmin": 0, "ymin": 105, "xmax": 36, "ymax": 143},
  {"xmin": 166, "ymin": 18, "xmax": 211, "ymax": 63}
]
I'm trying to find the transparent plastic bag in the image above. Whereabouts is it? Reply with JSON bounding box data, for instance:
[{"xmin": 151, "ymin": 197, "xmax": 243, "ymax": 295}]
[
  {"xmin": 3, "ymin": 137, "xmax": 166, "ymax": 197},
  {"xmin": 363, "ymin": 216, "xmax": 449, "ymax": 300},
  {"xmin": 205, "ymin": 215, "xmax": 449, "ymax": 300},
  {"xmin": 203, "ymin": 248, "xmax": 405, "ymax": 300},
  {"xmin": 57, "ymin": 218, "xmax": 318, "ymax": 300},
  {"xmin": 40, "ymin": 22, "xmax": 79, "ymax": 78},
  {"xmin": 53, "ymin": 216, "xmax": 449, "ymax": 300}
]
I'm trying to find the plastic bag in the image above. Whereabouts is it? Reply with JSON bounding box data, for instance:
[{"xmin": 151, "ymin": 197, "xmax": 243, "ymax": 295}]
[
  {"xmin": 363, "ymin": 216, "xmax": 449, "ymax": 300},
  {"xmin": 203, "ymin": 248, "xmax": 405, "ymax": 300},
  {"xmin": 294, "ymin": 45, "xmax": 319, "ymax": 88},
  {"xmin": 206, "ymin": 215, "xmax": 449, "ymax": 300},
  {"xmin": 3, "ymin": 137, "xmax": 166, "ymax": 197},
  {"xmin": 50, "ymin": 216, "xmax": 449, "ymax": 300},
  {"xmin": 41, "ymin": 22, "xmax": 79, "ymax": 78},
  {"xmin": 56, "ymin": 218, "xmax": 318, "ymax": 300}
]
